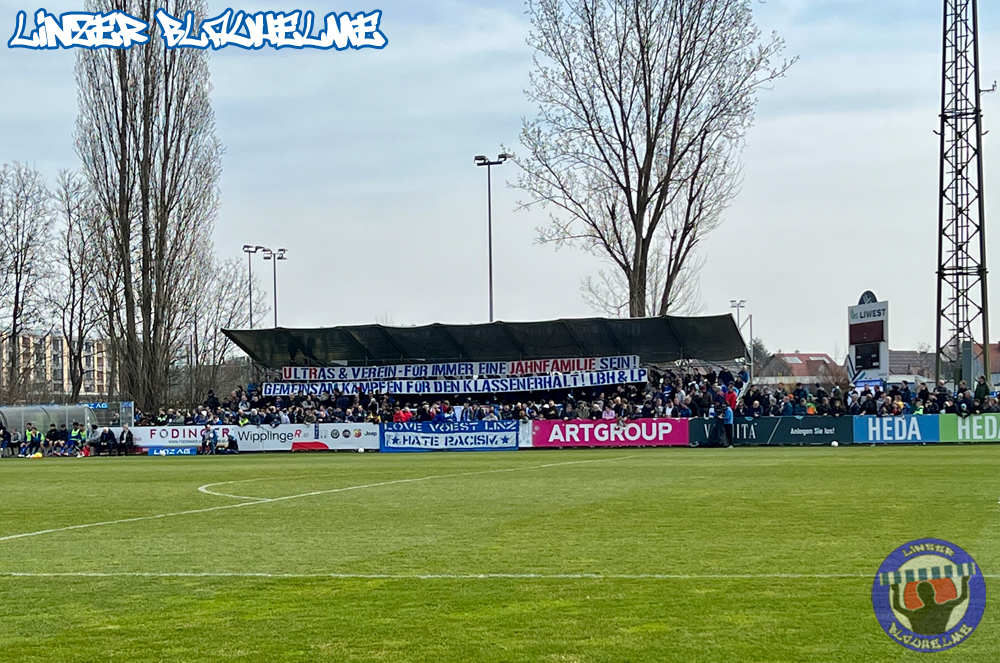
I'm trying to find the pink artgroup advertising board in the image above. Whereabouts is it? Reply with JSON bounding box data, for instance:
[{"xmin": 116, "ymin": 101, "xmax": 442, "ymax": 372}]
[{"xmin": 531, "ymin": 418, "xmax": 689, "ymax": 447}]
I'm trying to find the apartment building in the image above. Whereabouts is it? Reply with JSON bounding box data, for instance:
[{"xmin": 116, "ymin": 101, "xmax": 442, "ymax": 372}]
[{"xmin": 0, "ymin": 332, "xmax": 112, "ymax": 397}]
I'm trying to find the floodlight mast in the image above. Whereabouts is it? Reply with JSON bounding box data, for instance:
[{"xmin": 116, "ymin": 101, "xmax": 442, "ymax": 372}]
[
  {"xmin": 241, "ymin": 245, "xmax": 265, "ymax": 329},
  {"xmin": 474, "ymin": 153, "xmax": 513, "ymax": 322},
  {"xmin": 935, "ymin": 0, "xmax": 992, "ymax": 386}
]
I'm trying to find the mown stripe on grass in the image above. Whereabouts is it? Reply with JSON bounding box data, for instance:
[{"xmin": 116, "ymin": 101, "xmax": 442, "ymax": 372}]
[
  {"xmin": 0, "ymin": 455, "xmax": 635, "ymax": 543},
  {"xmin": 3, "ymin": 572, "xmax": 985, "ymax": 579}
]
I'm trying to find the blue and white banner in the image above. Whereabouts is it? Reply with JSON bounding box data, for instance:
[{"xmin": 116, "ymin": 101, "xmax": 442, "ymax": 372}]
[
  {"xmin": 853, "ymin": 416, "xmax": 939, "ymax": 444},
  {"xmin": 281, "ymin": 356, "xmax": 640, "ymax": 381},
  {"xmin": 381, "ymin": 421, "xmax": 519, "ymax": 452},
  {"xmin": 264, "ymin": 368, "xmax": 647, "ymax": 396},
  {"xmin": 147, "ymin": 447, "xmax": 198, "ymax": 456}
]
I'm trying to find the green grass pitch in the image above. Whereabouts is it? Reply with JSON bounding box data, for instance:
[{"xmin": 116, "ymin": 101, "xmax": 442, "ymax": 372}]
[{"xmin": 0, "ymin": 446, "xmax": 998, "ymax": 662}]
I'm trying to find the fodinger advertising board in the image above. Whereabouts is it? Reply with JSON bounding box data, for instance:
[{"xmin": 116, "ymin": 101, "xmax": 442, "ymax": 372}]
[{"xmin": 130, "ymin": 423, "xmax": 379, "ymax": 452}]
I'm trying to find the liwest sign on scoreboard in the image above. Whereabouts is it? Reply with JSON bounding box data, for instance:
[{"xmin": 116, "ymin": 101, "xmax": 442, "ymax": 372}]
[{"xmin": 848, "ymin": 293, "xmax": 889, "ymax": 384}]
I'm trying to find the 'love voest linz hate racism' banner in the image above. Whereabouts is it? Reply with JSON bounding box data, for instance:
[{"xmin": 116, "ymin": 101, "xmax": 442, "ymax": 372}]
[
  {"xmin": 529, "ymin": 419, "xmax": 689, "ymax": 448},
  {"xmin": 381, "ymin": 421, "xmax": 520, "ymax": 452}
]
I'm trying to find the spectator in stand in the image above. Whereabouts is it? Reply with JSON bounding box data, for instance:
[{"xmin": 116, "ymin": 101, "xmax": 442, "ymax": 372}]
[
  {"xmin": 416, "ymin": 404, "xmax": 434, "ymax": 422},
  {"xmin": 433, "ymin": 403, "xmax": 454, "ymax": 423},
  {"xmin": 829, "ymin": 397, "xmax": 846, "ymax": 417},
  {"xmin": 877, "ymin": 395, "xmax": 896, "ymax": 417},
  {"xmin": 780, "ymin": 396, "xmax": 794, "ymax": 417},
  {"xmin": 677, "ymin": 398, "xmax": 692, "ymax": 418},
  {"xmin": 933, "ymin": 380, "xmax": 949, "ymax": 409},
  {"xmin": 899, "ymin": 381, "xmax": 912, "ymax": 404},
  {"xmin": 862, "ymin": 394, "xmax": 879, "ymax": 416},
  {"xmin": 718, "ymin": 367, "xmax": 733, "ymax": 386},
  {"xmin": 975, "ymin": 375, "xmax": 990, "ymax": 403}
]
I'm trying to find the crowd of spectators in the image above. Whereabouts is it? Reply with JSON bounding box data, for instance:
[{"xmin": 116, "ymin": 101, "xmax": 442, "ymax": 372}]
[
  {"xmin": 128, "ymin": 368, "xmax": 999, "ymax": 429},
  {"xmin": 2, "ymin": 368, "xmax": 994, "ymax": 458}
]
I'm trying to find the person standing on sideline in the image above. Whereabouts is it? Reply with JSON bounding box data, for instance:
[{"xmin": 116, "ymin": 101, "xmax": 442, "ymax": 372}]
[
  {"xmin": 200, "ymin": 424, "xmax": 217, "ymax": 455},
  {"xmin": 723, "ymin": 402, "xmax": 735, "ymax": 447}
]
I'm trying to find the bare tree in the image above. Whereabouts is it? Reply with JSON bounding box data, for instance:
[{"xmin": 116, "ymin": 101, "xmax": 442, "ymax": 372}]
[
  {"xmin": 582, "ymin": 243, "xmax": 705, "ymax": 316},
  {"xmin": 0, "ymin": 163, "xmax": 54, "ymax": 401},
  {"xmin": 49, "ymin": 170, "xmax": 103, "ymax": 402},
  {"xmin": 515, "ymin": 0, "xmax": 792, "ymax": 317},
  {"xmin": 187, "ymin": 256, "xmax": 268, "ymax": 400},
  {"xmin": 75, "ymin": 0, "xmax": 222, "ymax": 410}
]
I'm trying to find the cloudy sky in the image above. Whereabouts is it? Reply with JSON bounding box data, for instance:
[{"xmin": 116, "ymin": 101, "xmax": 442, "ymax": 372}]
[{"xmin": 3, "ymin": 0, "xmax": 1000, "ymax": 361}]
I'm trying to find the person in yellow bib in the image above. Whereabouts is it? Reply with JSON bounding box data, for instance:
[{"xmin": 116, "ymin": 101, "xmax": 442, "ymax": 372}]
[
  {"xmin": 22, "ymin": 424, "xmax": 41, "ymax": 456},
  {"xmin": 68, "ymin": 422, "xmax": 87, "ymax": 456}
]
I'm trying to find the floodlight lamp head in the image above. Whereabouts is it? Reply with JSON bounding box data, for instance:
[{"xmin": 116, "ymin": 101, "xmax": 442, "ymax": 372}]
[
  {"xmin": 474, "ymin": 155, "xmax": 488, "ymax": 164},
  {"xmin": 276, "ymin": 249, "xmax": 288, "ymax": 260},
  {"xmin": 498, "ymin": 153, "xmax": 513, "ymax": 162},
  {"xmin": 242, "ymin": 244, "xmax": 257, "ymax": 253}
]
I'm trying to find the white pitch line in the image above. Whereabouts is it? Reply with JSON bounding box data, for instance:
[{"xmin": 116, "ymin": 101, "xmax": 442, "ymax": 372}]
[
  {"xmin": 0, "ymin": 455, "xmax": 635, "ymax": 543},
  {"xmin": 198, "ymin": 477, "xmax": 287, "ymax": 501},
  {"xmin": 0, "ymin": 572, "xmax": 959, "ymax": 580}
]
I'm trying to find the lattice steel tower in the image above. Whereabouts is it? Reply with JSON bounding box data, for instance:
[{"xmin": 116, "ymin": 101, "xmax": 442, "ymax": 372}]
[{"xmin": 936, "ymin": 0, "xmax": 991, "ymax": 384}]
